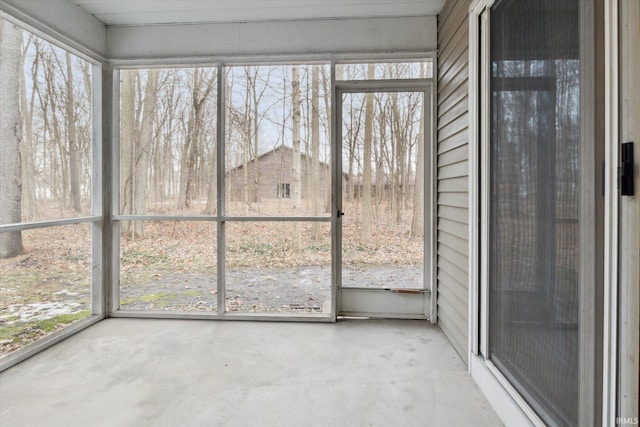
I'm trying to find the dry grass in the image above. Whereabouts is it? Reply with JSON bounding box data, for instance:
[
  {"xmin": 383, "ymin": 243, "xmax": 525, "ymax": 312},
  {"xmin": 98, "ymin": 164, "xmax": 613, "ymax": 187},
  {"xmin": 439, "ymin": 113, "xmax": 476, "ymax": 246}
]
[
  {"xmin": 1, "ymin": 198, "xmax": 423, "ymax": 356},
  {"xmin": 0, "ymin": 225, "xmax": 92, "ymax": 355}
]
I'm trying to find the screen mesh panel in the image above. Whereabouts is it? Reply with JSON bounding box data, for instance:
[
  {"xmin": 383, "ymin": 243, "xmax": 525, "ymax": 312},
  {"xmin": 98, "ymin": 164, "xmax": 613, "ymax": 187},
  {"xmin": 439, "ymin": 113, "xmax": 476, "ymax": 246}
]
[{"xmin": 488, "ymin": 0, "xmax": 580, "ymax": 425}]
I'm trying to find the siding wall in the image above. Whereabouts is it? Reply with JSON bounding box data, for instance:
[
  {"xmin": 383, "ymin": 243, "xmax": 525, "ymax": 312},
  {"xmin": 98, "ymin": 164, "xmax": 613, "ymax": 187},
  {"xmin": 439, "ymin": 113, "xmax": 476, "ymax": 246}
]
[{"xmin": 436, "ymin": 0, "xmax": 472, "ymax": 361}]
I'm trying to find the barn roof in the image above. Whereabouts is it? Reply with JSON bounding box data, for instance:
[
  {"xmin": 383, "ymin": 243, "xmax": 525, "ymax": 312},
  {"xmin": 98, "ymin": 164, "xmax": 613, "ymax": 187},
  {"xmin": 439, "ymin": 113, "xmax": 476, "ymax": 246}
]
[{"xmin": 228, "ymin": 144, "xmax": 331, "ymax": 172}]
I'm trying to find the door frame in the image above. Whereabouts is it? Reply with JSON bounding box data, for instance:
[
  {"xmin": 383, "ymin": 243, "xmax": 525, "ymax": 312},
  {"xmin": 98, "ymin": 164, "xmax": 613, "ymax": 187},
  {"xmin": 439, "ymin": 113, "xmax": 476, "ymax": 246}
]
[
  {"xmin": 332, "ymin": 78, "xmax": 436, "ymax": 321},
  {"xmin": 609, "ymin": 0, "xmax": 640, "ymax": 422}
]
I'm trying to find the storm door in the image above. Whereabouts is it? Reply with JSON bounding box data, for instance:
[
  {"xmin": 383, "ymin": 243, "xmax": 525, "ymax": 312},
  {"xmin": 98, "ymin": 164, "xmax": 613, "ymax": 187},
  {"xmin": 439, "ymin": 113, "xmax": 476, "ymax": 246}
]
[
  {"xmin": 480, "ymin": 0, "xmax": 603, "ymax": 425},
  {"xmin": 335, "ymin": 83, "xmax": 433, "ymax": 319}
]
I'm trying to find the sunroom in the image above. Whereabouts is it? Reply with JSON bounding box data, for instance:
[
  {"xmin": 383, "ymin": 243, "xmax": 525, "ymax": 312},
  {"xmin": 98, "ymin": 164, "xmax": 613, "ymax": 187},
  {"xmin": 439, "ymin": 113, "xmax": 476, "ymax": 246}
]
[{"xmin": 0, "ymin": 0, "xmax": 638, "ymax": 426}]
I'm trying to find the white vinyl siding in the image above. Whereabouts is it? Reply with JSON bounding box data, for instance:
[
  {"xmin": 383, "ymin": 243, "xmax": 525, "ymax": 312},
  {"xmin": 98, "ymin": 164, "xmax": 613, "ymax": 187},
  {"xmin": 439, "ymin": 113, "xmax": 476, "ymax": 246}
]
[{"xmin": 436, "ymin": 0, "xmax": 472, "ymax": 361}]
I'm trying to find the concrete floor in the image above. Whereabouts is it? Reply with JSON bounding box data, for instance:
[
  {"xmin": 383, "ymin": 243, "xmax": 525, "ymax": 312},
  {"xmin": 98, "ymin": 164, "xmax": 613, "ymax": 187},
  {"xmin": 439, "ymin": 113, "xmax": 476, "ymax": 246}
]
[{"xmin": 0, "ymin": 319, "xmax": 502, "ymax": 427}]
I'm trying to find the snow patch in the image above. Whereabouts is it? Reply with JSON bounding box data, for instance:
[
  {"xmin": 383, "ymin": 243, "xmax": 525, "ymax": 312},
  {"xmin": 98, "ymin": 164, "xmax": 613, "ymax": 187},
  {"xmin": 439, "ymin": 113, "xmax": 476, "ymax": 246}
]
[{"xmin": 1, "ymin": 302, "xmax": 84, "ymax": 323}]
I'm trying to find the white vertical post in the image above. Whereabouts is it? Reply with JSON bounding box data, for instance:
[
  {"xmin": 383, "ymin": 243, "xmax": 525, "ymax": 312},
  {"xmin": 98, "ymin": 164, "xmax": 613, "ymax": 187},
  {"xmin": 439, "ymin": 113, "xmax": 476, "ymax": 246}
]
[
  {"xmin": 617, "ymin": 0, "xmax": 640, "ymax": 421},
  {"xmin": 602, "ymin": 0, "xmax": 620, "ymax": 424},
  {"xmin": 217, "ymin": 63, "xmax": 226, "ymax": 315},
  {"xmin": 110, "ymin": 67, "xmax": 121, "ymax": 313},
  {"xmin": 331, "ymin": 60, "xmax": 340, "ymax": 321},
  {"xmin": 91, "ymin": 62, "xmax": 104, "ymax": 316}
]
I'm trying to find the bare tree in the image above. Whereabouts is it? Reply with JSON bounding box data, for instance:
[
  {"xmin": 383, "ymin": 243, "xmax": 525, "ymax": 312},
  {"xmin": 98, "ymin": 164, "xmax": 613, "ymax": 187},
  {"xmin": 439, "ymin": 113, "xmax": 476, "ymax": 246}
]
[
  {"xmin": 135, "ymin": 69, "xmax": 159, "ymax": 220},
  {"xmin": 391, "ymin": 92, "xmax": 405, "ymax": 223},
  {"xmin": 373, "ymin": 97, "xmax": 386, "ymax": 217},
  {"xmin": 41, "ymin": 49, "xmax": 68, "ymax": 208},
  {"xmin": 361, "ymin": 64, "xmax": 375, "ymax": 243},
  {"xmin": 204, "ymin": 110, "xmax": 218, "ymax": 215},
  {"xmin": 20, "ymin": 35, "xmax": 38, "ymax": 220},
  {"xmin": 0, "ymin": 20, "xmax": 25, "ymax": 258},
  {"xmin": 178, "ymin": 68, "xmax": 215, "ymax": 209},
  {"xmin": 311, "ymin": 65, "xmax": 321, "ymax": 240},
  {"xmin": 411, "ymin": 66, "xmax": 426, "ymax": 237},
  {"xmin": 9, "ymin": 30, "xmax": 95, "ymax": 228},
  {"xmin": 249, "ymin": 67, "xmax": 264, "ymax": 205},
  {"xmin": 320, "ymin": 66, "xmax": 332, "ymax": 212},
  {"xmin": 120, "ymin": 69, "xmax": 159, "ymax": 237},
  {"xmin": 65, "ymin": 52, "xmax": 81, "ymax": 212},
  {"xmin": 152, "ymin": 70, "xmax": 178, "ymax": 205},
  {"xmin": 291, "ymin": 66, "xmax": 302, "ymax": 249},
  {"xmin": 239, "ymin": 73, "xmax": 251, "ymax": 213},
  {"xmin": 120, "ymin": 70, "xmax": 137, "ymax": 234}
]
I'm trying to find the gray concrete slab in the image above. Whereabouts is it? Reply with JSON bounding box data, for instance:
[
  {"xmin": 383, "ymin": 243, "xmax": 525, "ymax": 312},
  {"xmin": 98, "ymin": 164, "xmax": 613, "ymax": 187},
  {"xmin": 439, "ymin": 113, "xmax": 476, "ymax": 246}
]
[{"xmin": 0, "ymin": 319, "xmax": 502, "ymax": 427}]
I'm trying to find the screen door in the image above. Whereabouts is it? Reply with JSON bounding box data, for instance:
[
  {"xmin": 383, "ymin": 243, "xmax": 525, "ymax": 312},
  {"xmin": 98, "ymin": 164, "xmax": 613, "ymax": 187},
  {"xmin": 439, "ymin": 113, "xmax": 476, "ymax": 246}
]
[{"xmin": 336, "ymin": 85, "xmax": 432, "ymax": 319}]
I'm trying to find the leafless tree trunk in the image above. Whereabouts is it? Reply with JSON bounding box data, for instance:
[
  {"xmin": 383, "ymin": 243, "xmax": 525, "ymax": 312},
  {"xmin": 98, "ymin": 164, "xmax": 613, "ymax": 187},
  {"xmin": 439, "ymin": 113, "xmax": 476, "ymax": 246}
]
[
  {"xmin": 411, "ymin": 88, "xmax": 425, "ymax": 238},
  {"xmin": 320, "ymin": 66, "xmax": 332, "ymax": 212},
  {"xmin": 291, "ymin": 66, "xmax": 302, "ymax": 249},
  {"xmin": 250, "ymin": 69, "xmax": 260, "ymax": 205},
  {"xmin": 374, "ymin": 100, "xmax": 386, "ymax": 218},
  {"xmin": 311, "ymin": 66, "xmax": 321, "ymax": 240},
  {"xmin": 241, "ymin": 71, "xmax": 251, "ymax": 214},
  {"xmin": 178, "ymin": 68, "xmax": 215, "ymax": 210},
  {"xmin": 0, "ymin": 20, "xmax": 25, "ymax": 258},
  {"xmin": 120, "ymin": 69, "xmax": 160, "ymax": 237},
  {"xmin": 345, "ymin": 95, "xmax": 365, "ymax": 203},
  {"xmin": 304, "ymin": 68, "xmax": 312, "ymax": 210},
  {"xmin": 391, "ymin": 92, "xmax": 405, "ymax": 223},
  {"xmin": 134, "ymin": 69, "xmax": 159, "ymax": 234},
  {"xmin": 66, "ymin": 52, "xmax": 81, "ymax": 212},
  {"xmin": 20, "ymin": 36, "xmax": 37, "ymax": 220},
  {"xmin": 42, "ymin": 52, "xmax": 69, "ymax": 209},
  {"xmin": 203, "ymin": 71, "xmax": 219, "ymax": 215},
  {"xmin": 154, "ymin": 72, "xmax": 177, "ymax": 204},
  {"xmin": 224, "ymin": 74, "xmax": 237, "ymax": 209},
  {"xmin": 120, "ymin": 70, "xmax": 137, "ymax": 235},
  {"xmin": 361, "ymin": 64, "xmax": 375, "ymax": 243},
  {"xmin": 80, "ymin": 61, "xmax": 93, "ymax": 200}
]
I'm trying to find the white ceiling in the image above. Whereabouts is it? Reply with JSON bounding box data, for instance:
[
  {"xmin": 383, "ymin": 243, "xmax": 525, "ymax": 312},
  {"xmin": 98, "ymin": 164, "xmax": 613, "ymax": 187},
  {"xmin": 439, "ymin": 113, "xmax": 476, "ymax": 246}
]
[{"xmin": 69, "ymin": 0, "xmax": 445, "ymax": 26}]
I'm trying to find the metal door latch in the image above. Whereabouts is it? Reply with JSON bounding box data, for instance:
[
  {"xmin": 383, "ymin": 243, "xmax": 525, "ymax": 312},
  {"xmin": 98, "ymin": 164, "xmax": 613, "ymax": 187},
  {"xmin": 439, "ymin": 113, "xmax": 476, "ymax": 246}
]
[
  {"xmin": 337, "ymin": 210, "xmax": 345, "ymax": 218},
  {"xmin": 621, "ymin": 142, "xmax": 635, "ymax": 196}
]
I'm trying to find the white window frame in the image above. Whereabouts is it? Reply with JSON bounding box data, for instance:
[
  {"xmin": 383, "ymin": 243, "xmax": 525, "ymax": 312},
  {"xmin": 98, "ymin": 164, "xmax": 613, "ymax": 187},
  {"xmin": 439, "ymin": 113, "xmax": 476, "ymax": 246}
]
[
  {"xmin": 467, "ymin": 2, "xmax": 544, "ymax": 423},
  {"xmin": 109, "ymin": 56, "xmax": 436, "ymax": 323}
]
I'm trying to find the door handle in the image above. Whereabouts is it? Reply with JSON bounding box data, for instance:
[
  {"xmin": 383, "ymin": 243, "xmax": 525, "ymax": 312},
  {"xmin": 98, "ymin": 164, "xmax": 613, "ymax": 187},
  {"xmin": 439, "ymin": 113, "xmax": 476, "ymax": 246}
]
[
  {"xmin": 337, "ymin": 210, "xmax": 345, "ymax": 218},
  {"xmin": 621, "ymin": 142, "xmax": 634, "ymax": 196}
]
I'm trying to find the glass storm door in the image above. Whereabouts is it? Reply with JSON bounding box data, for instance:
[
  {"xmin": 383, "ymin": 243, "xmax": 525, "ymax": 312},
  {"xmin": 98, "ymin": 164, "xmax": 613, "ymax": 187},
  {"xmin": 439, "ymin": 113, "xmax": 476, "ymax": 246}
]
[
  {"xmin": 336, "ymin": 87, "xmax": 432, "ymax": 319},
  {"xmin": 483, "ymin": 0, "xmax": 602, "ymax": 425}
]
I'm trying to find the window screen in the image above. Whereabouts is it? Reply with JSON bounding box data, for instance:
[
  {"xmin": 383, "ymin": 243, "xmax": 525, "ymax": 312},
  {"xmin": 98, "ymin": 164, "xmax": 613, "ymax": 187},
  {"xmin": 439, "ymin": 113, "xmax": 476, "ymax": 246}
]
[{"xmin": 488, "ymin": 0, "xmax": 580, "ymax": 425}]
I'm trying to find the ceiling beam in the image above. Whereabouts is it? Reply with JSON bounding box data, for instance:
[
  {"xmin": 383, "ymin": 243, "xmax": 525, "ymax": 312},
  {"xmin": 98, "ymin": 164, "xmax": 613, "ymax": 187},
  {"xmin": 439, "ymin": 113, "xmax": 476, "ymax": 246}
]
[{"xmin": 107, "ymin": 16, "xmax": 437, "ymax": 61}]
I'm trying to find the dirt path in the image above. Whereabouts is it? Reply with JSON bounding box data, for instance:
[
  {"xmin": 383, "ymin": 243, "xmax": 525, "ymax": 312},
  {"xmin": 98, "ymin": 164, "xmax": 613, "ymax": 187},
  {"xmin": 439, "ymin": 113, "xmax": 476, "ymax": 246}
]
[{"xmin": 120, "ymin": 265, "xmax": 423, "ymax": 313}]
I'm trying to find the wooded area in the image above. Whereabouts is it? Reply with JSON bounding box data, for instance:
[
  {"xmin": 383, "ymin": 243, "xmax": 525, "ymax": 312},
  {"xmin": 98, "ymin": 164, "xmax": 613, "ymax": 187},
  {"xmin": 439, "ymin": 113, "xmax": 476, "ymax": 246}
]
[
  {"xmin": 0, "ymin": 22, "xmax": 93, "ymax": 258},
  {"xmin": 118, "ymin": 62, "xmax": 426, "ymax": 239},
  {"xmin": 0, "ymin": 19, "xmax": 429, "ymax": 251}
]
